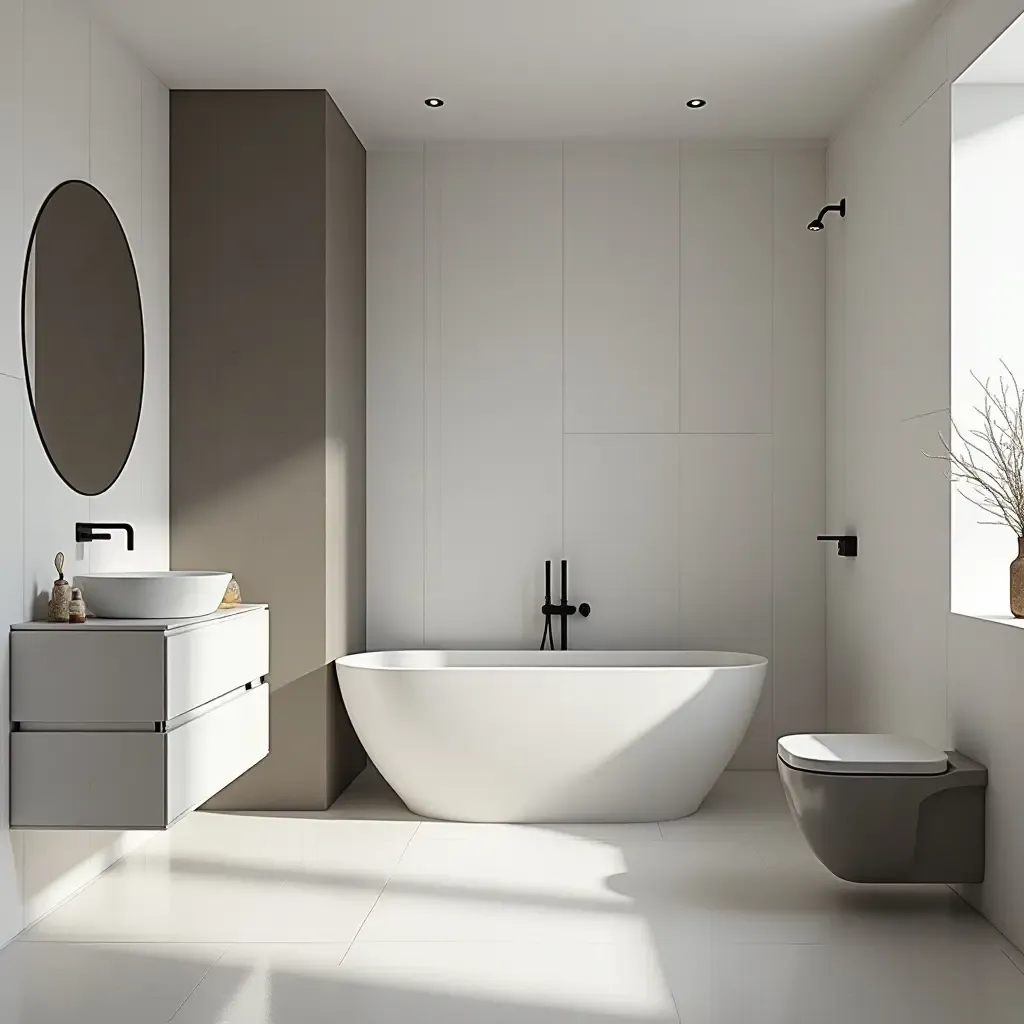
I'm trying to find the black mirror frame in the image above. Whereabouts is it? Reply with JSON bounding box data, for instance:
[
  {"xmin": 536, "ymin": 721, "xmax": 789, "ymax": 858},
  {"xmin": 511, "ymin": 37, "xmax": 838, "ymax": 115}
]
[{"xmin": 21, "ymin": 178, "xmax": 145, "ymax": 498}]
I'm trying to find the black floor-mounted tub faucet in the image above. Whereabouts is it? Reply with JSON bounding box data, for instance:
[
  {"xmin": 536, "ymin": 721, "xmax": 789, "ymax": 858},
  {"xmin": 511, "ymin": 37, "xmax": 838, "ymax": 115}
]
[{"xmin": 541, "ymin": 559, "xmax": 590, "ymax": 651}]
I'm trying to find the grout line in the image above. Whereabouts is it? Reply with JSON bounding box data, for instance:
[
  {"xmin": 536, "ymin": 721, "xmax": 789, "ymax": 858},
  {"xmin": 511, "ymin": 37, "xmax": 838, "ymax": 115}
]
[
  {"xmin": 561, "ymin": 140, "xmax": 569, "ymax": 561},
  {"xmin": 87, "ymin": 18, "xmax": 92, "ymax": 182},
  {"xmin": 945, "ymin": 885, "xmax": 1024, "ymax": 964},
  {"xmin": 342, "ymin": 822, "xmax": 421, "ymax": 957},
  {"xmin": 565, "ymin": 430, "xmax": 773, "ymax": 436},
  {"xmin": 1003, "ymin": 948, "xmax": 1024, "ymax": 977},
  {"xmin": 676, "ymin": 141, "xmax": 683, "ymax": 650},
  {"xmin": 900, "ymin": 79, "xmax": 947, "ymax": 126},
  {"xmin": 167, "ymin": 947, "xmax": 228, "ymax": 1023},
  {"xmin": 901, "ymin": 406, "xmax": 949, "ymax": 424},
  {"xmin": 0, "ymin": 369, "xmax": 22, "ymax": 381},
  {"xmin": 18, "ymin": 0, "xmax": 27, "ymax": 785},
  {"xmin": 769, "ymin": 151, "xmax": 777, "ymax": 746},
  {"xmin": 676, "ymin": 140, "xmax": 681, "ymax": 436},
  {"xmin": 421, "ymin": 143, "xmax": 427, "ymax": 648}
]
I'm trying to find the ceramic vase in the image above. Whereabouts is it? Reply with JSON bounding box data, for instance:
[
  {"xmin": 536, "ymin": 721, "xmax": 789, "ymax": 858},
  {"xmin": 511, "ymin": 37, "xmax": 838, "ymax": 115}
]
[{"xmin": 1011, "ymin": 537, "xmax": 1024, "ymax": 618}]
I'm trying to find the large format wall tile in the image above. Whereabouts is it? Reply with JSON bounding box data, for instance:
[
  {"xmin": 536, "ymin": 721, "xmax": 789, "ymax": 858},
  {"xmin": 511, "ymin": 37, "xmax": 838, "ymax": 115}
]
[
  {"xmin": 890, "ymin": 87, "xmax": 950, "ymax": 423},
  {"xmin": 0, "ymin": 0, "xmax": 23, "ymax": 380},
  {"xmin": 137, "ymin": 70, "xmax": 170, "ymax": 569},
  {"xmin": 0, "ymin": 376, "xmax": 25, "ymax": 943},
  {"xmin": 563, "ymin": 143, "xmax": 679, "ymax": 434},
  {"xmin": 22, "ymin": 0, "xmax": 89, "ymax": 224},
  {"xmin": 88, "ymin": 23, "xmax": 142, "ymax": 246},
  {"xmin": 424, "ymin": 145, "xmax": 564, "ymax": 648},
  {"xmin": 948, "ymin": 612, "xmax": 1024, "ymax": 949},
  {"xmin": 22, "ymin": 383, "xmax": 91, "ymax": 608},
  {"xmin": 89, "ymin": 34, "xmax": 164, "ymax": 574},
  {"xmin": 564, "ymin": 433, "xmax": 680, "ymax": 650},
  {"xmin": 679, "ymin": 433, "xmax": 774, "ymax": 766},
  {"xmin": 679, "ymin": 148, "xmax": 773, "ymax": 434},
  {"xmin": 21, "ymin": 0, "xmax": 92, "ymax": 610},
  {"xmin": 771, "ymin": 150, "xmax": 826, "ymax": 739},
  {"xmin": 3, "ymin": 0, "xmax": 170, "ymax": 940},
  {"xmin": 366, "ymin": 142, "xmax": 825, "ymax": 774},
  {"xmin": 367, "ymin": 148, "xmax": 425, "ymax": 650}
]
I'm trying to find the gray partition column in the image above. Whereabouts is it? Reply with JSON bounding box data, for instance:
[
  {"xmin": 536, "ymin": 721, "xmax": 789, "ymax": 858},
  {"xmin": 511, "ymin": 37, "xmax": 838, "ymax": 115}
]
[{"xmin": 170, "ymin": 90, "xmax": 367, "ymax": 810}]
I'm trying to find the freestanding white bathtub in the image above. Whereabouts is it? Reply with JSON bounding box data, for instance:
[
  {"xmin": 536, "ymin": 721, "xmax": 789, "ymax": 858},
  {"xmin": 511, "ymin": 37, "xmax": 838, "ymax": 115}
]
[{"xmin": 335, "ymin": 650, "xmax": 767, "ymax": 823}]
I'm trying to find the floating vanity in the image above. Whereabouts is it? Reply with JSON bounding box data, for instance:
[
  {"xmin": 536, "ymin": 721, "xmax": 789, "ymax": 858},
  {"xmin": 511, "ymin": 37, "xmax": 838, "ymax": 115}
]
[{"xmin": 9, "ymin": 604, "xmax": 269, "ymax": 830}]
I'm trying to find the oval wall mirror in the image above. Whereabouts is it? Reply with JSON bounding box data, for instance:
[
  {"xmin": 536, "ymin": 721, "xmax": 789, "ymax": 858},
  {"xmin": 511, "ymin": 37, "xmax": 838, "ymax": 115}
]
[{"xmin": 22, "ymin": 180, "xmax": 144, "ymax": 497}]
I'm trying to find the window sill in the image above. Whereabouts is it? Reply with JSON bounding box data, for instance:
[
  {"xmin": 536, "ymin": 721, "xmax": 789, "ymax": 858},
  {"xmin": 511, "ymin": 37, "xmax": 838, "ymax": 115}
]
[{"xmin": 951, "ymin": 611, "xmax": 1024, "ymax": 630}]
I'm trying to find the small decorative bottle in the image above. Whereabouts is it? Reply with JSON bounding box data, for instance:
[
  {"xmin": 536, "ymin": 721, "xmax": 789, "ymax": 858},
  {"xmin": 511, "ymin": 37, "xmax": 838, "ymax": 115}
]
[
  {"xmin": 68, "ymin": 587, "xmax": 86, "ymax": 624},
  {"xmin": 47, "ymin": 552, "xmax": 71, "ymax": 623}
]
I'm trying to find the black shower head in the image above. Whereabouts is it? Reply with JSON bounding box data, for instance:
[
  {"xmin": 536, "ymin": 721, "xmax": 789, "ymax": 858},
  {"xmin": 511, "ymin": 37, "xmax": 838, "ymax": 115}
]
[
  {"xmin": 808, "ymin": 197, "xmax": 846, "ymax": 232},
  {"xmin": 806, "ymin": 196, "xmax": 847, "ymax": 231}
]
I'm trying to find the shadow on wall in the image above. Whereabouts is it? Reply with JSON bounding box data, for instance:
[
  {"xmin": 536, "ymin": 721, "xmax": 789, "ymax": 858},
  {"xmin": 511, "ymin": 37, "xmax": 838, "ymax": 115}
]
[{"xmin": 11, "ymin": 830, "xmax": 149, "ymax": 935}]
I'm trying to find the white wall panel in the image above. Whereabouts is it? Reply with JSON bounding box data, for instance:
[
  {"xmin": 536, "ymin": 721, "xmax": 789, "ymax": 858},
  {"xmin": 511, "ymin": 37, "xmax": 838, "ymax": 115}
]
[
  {"xmin": 771, "ymin": 150, "xmax": 826, "ymax": 739},
  {"xmin": 949, "ymin": 612, "xmax": 1024, "ymax": 947},
  {"xmin": 21, "ymin": 0, "xmax": 89, "ymax": 223},
  {"xmin": 563, "ymin": 143, "xmax": 679, "ymax": 434},
  {"xmin": 89, "ymin": 67, "xmax": 168, "ymax": 574},
  {"xmin": 137, "ymin": 70, "xmax": 170, "ymax": 571},
  {"xmin": 1, "ymin": 0, "xmax": 169, "ymax": 942},
  {"xmin": 679, "ymin": 434, "xmax": 775, "ymax": 766},
  {"xmin": 367, "ymin": 141, "xmax": 823, "ymax": 768},
  {"xmin": 88, "ymin": 23, "xmax": 142, "ymax": 246},
  {"xmin": 366, "ymin": 148, "xmax": 425, "ymax": 650},
  {"xmin": 564, "ymin": 434, "xmax": 679, "ymax": 650},
  {"xmin": 0, "ymin": 377, "xmax": 25, "ymax": 945},
  {"xmin": 21, "ymin": 0, "xmax": 92, "ymax": 609},
  {"xmin": 424, "ymin": 145, "xmax": 563, "ymax": 648},
  {"xmin": 679, "ymin": 149, "xmax": 774, "ymax": 434},
  {"xmin": 88, "ymin": 29, "xmax": 154, "ymax": 574},
  {"xmin": 0, "ymin": 0, "xmax": 24, "ymax": 380},
  {"xmin": 891, "ymin": 87, "xmax": 951, "ymax": 422},
  {"xmin": 826, "ymin": 0, "xmax": 1024, "ymax": 950}
]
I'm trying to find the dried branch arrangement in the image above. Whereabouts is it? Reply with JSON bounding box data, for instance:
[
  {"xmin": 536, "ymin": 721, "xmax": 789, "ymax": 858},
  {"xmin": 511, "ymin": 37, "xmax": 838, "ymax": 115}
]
[{"xmin": 928, "ymin": 362, "xmax": 1024, "ymax": 537}]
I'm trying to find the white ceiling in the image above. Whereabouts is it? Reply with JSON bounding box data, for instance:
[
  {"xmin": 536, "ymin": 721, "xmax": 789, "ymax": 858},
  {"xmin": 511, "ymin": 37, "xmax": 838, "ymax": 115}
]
[
  {"xmin": 79, "ymin": 0, "xmax": 947, "ymax": 146},
  {"xmin": 959, "ymin": 10, "xmax": 1024, "ymax": 83}
]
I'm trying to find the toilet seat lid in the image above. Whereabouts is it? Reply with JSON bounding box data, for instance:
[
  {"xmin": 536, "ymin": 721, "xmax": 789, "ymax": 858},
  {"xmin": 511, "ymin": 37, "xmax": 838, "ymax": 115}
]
[{"xmin": 778, "ymin": 734, "xmax": 948, "ymax": 775}]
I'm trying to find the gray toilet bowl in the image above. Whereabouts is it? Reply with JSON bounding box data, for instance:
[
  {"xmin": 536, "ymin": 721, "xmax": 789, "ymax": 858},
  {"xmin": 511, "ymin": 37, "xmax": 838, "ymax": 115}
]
[{"xmin": 777, "ymin": 748, "xmax": 987, "ymax": 884}]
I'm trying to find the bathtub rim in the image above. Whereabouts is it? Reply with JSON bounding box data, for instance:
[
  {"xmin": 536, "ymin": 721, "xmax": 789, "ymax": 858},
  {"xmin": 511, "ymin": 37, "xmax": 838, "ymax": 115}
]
[{"xmin": 336, "ymin": 650, "xmax": 769, "ymax": 673}]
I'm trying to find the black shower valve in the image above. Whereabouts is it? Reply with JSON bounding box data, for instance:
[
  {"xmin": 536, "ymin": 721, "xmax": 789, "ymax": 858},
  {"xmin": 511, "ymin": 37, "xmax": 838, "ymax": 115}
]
[{"xmin": 817, "ymin": 535, "xmax": 858, "ymax": 557}]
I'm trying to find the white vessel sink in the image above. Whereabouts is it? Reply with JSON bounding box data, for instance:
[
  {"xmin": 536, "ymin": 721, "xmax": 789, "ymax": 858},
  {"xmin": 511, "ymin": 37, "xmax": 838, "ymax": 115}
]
[{"xmin": 73, "ymin": 571, "xmax": 232, "ymax": 619}]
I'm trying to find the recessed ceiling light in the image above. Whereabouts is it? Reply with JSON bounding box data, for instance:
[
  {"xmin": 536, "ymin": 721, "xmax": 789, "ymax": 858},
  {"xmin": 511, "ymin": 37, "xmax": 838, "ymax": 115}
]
[
  {"xmin": 425, "ymin": 97, "xmax": 444, "ymax": 108},
  {"xmin": 686, "ymin": 98, "xmax": 707, "ymax": 109}
]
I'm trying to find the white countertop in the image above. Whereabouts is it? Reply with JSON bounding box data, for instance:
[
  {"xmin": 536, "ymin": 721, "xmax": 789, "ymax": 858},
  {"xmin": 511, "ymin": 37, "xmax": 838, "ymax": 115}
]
[{"xmin": 12, "ymin": 603, "xmax": 268, "ymax": 633}]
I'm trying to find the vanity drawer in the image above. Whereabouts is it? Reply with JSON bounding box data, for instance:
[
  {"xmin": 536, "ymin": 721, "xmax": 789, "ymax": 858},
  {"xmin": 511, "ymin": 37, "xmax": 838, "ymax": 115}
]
[
  {"xmin": 11, "ymin": 606, "xmax": 269, "ymax": 724},
  {"xmin": 165, "ymin": 606, "xmax": 268, "ymax": 720},
  {"xmin": 10, "ymin": 682, "xmax": 269, "ymax": 830}
]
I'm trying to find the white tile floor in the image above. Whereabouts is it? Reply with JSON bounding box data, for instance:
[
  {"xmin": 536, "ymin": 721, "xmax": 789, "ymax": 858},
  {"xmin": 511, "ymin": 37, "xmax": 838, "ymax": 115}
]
[{"xmin": 2, "ymin": 768, "xmax": 1023, "ymax": 1023}]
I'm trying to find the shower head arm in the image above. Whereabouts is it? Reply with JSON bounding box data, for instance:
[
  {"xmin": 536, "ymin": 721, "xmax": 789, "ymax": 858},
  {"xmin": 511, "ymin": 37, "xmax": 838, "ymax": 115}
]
[
  {"xmin": 817, "ymin": 200, "xmax": 846, "ymax": 219},
  {"xmin": 808, "ymin": 198, "xmax": 846, "ymax": 231}
]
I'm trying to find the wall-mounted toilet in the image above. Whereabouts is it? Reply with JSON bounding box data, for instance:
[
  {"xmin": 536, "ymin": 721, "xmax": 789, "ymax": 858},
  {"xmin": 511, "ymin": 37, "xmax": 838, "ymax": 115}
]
[{"xmin": 777, "ymin": 734, "xmax": 987, "ymax": 883}]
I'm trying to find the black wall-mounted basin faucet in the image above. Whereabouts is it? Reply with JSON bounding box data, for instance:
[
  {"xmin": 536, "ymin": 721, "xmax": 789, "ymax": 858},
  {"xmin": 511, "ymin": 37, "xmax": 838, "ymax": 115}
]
[{"xmin": 76, "ymin": 522, "xmax": 135, "ymax": 551}]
